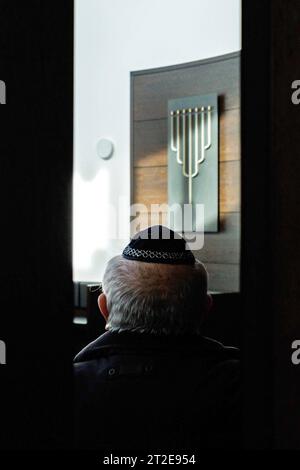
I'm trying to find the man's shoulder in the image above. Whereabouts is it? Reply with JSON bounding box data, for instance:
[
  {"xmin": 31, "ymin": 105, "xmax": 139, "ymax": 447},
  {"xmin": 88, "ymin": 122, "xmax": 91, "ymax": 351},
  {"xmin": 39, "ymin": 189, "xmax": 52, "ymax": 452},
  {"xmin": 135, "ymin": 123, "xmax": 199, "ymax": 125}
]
[
  {"xmin": 73, "ymin": 332, "xmax": 241, "ymax": 417},
  {"xmin": 73, "ymin": 331, "xmax": 240, "ymax": 365}
]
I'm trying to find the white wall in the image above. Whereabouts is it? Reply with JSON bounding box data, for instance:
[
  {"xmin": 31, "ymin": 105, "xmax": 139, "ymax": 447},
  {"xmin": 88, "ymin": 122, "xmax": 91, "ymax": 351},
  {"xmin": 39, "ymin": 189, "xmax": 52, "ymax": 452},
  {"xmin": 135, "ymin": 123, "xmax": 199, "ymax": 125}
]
[{"xmin": 73, "ymin": 0, "xmax": 241, "ymax": 282}]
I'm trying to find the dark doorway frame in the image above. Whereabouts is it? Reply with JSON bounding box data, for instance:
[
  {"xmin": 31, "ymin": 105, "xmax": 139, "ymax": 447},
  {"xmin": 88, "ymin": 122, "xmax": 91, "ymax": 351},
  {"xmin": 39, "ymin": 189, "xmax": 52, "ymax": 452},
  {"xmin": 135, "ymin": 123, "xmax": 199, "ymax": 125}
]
[
  {"xmin": 242, "ymin": 0, "xmax": 300, "ymax": 449},
  {"xmin": 0, "ymin": 1, "xmax": 74, "ymax": 449}
]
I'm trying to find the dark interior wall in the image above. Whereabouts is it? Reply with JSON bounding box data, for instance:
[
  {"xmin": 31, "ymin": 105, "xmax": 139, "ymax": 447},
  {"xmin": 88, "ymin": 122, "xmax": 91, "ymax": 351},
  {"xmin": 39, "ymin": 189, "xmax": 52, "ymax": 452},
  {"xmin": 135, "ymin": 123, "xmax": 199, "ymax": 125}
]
[
  {"xmin": 271, "ymin": 0, "xmax": 300, "ymax": 449},
  {"xmin": 131, "ymin": 53, "xmax": 241, "ymax": 293},
  {"xmin": 242, "ymin": 0, "xmax": 300, "ymax": 450},
  {"xmin": 0, "ymin": 1, "xmax": 74, "ymax": 449}
]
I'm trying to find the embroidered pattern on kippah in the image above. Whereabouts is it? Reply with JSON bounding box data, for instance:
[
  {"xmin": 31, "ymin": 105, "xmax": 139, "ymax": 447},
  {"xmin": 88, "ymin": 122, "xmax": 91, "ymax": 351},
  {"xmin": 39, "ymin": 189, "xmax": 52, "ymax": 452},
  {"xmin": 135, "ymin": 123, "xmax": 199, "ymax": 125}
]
[{"xmin": 123, "ymin": 246, "xmax": 194, "ymax": 261}]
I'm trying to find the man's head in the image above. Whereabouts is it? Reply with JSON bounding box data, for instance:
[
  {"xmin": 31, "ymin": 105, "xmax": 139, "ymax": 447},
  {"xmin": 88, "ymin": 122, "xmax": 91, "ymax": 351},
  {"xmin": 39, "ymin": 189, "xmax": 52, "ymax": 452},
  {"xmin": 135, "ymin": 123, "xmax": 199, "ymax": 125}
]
[{"xmin": 98, "ymin": 226, "xmax": 212, "ymax": 336}]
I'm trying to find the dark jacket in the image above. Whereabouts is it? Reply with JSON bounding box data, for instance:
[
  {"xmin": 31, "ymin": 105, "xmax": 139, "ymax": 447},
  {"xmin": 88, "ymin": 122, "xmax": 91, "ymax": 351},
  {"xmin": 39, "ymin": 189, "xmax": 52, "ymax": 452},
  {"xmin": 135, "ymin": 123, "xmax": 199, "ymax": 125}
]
[{"xmin": 74, "ymin": 331, "xmax": 241, "ymax": 451}]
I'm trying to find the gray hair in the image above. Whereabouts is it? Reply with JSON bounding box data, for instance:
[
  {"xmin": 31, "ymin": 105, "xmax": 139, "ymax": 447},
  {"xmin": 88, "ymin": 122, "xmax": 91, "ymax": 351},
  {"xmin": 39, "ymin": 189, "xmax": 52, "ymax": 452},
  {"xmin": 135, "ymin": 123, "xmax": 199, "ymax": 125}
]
[{"xmin": 102, "ymin": 255, "xmax": 208, "ymax": 336}]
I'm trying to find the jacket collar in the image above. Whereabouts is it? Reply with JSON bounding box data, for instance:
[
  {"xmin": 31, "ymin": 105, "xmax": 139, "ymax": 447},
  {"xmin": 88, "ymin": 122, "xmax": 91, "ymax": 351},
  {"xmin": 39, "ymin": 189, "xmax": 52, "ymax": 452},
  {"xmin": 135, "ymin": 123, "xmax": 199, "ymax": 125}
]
[{"xmin": 73, "ymin": 330, "xmax": 235, "ymax": 364}]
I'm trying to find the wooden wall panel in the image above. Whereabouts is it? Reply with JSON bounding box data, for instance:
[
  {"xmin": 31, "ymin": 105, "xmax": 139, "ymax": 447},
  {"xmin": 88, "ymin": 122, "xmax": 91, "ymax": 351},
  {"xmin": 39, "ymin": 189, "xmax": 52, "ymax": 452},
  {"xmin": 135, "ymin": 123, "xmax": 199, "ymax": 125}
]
[
  {"xmin": 133, "ymin": 55, "xmax": 240, "ymax": 121},
  {"xmin": 195, "ymin": 212, "xmax": 241, "ymax": 264},
  {"xmin": 131, "ymin": 52, "xmax": 240, "ymax": 292},
  {"xmin": 133, "ymin": 119, "xmax": 168, "ymax": 167},
  {"xmin": 133, "ymin": 166, "xmax": 168, "ymax": 208},
  {"xmin": 133, "ymin": 108, "xmax": 240, "ymax": 168},
  {"xmin": 205, "ymin": 263, "xmax": 240, "ymax": 293},
  {"xmin": 220, "ymin": 108, "xmax": 241, "ymax": 162},
  {"xmin": 220, "ymin": 160, "xmax": 241, "ymax": 213},
  {"xmin": 133, "ymin": 161, "xmax": 240, "ymax": 214}
]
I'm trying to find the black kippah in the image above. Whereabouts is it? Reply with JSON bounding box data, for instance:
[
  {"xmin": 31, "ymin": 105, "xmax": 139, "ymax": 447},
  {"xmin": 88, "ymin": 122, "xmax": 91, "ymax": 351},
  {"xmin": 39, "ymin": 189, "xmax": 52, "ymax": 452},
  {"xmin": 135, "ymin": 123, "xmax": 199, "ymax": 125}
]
[{"xmin": 122, "ymin": 225, "xmax": 195, "ymax": 265}]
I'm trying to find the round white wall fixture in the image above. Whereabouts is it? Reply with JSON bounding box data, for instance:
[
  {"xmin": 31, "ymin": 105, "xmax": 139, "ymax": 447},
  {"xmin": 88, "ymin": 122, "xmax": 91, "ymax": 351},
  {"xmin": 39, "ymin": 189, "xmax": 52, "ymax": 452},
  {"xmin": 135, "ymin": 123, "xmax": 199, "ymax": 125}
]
[{"xmin": 97, "ymin": 139, "xmax": 114, "ymax": 160}]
